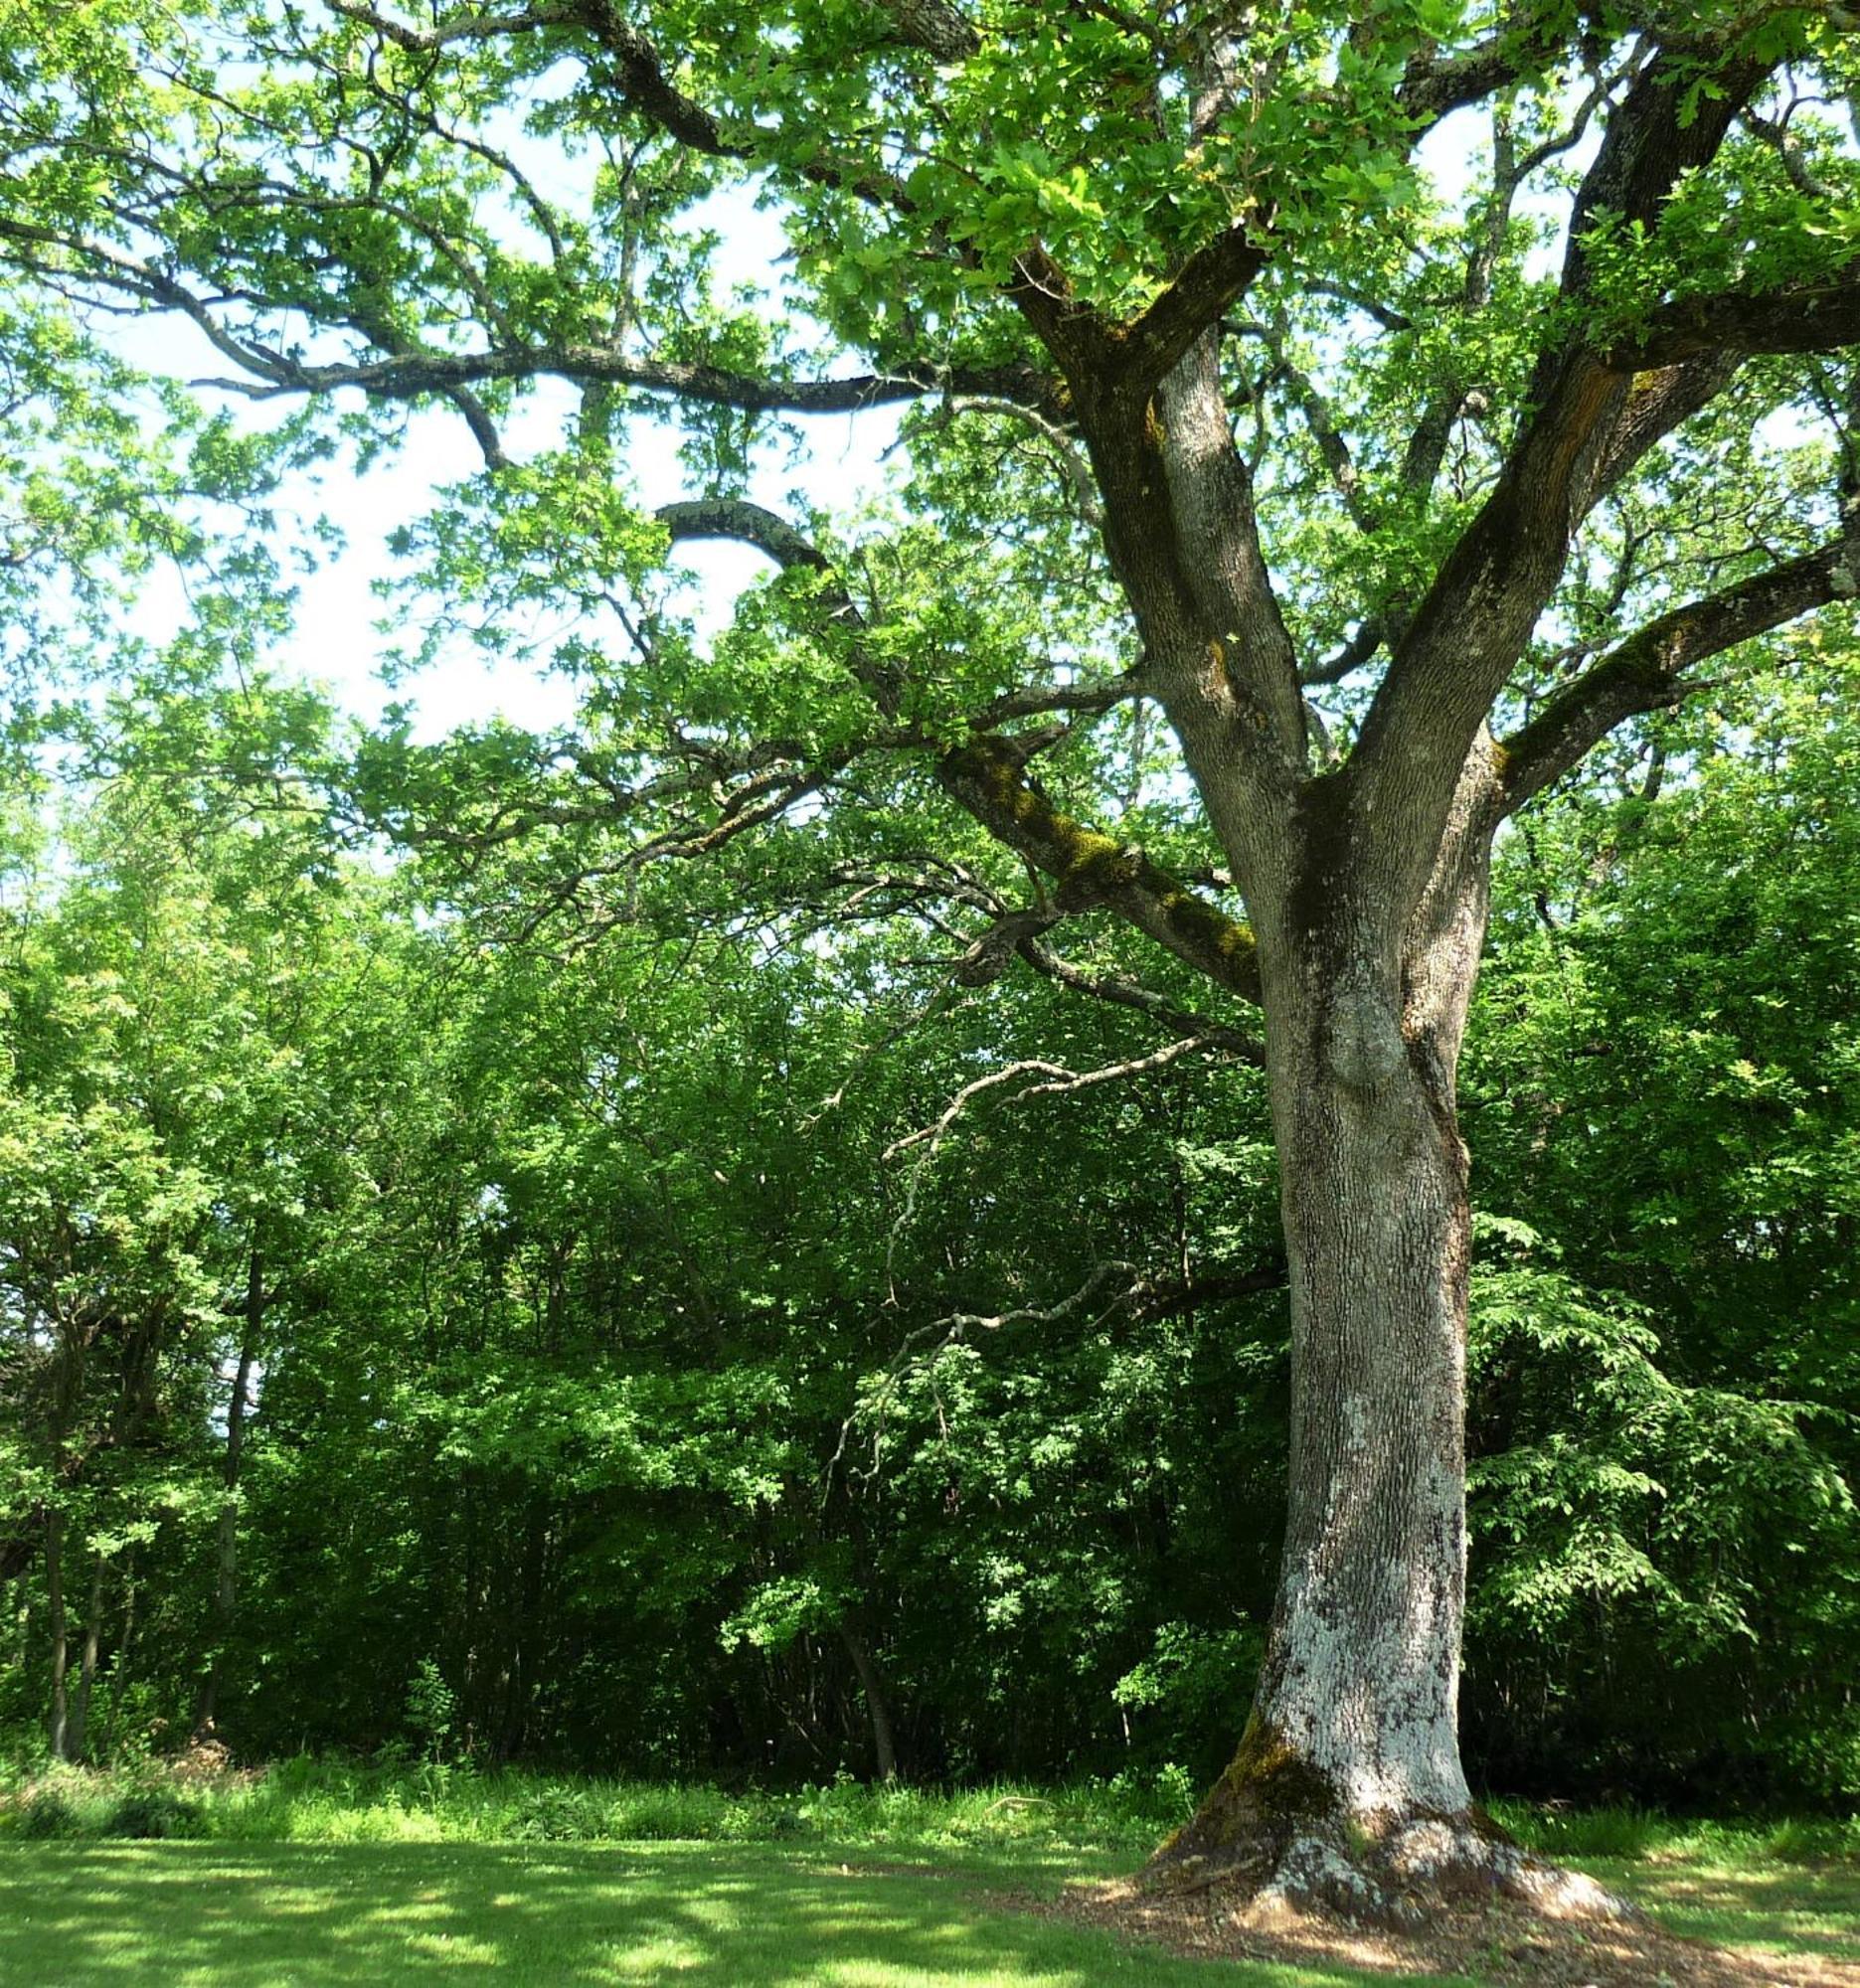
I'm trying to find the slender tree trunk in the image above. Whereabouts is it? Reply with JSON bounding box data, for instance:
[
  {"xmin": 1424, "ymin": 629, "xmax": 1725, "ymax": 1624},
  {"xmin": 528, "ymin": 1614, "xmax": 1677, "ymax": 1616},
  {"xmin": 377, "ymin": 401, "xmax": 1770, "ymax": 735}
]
[
  {"xmin": 46, "ymin": 1510, "xmax": 70, "ymax": 1761},
  {"xmin": 838, "ymin": 1626, "xmax": 899, "ymax": 1783},
  {"xmin": 103, "ymin": 1551, "xmax": 137, "ymax": 1759},
  {"xmin": 72, "ymin": 1553, "xmax": 104, "ymax": 1760},
  {"xmin": 196, "ymin": 1246, "xmax": 261, "ymax": 1739}
]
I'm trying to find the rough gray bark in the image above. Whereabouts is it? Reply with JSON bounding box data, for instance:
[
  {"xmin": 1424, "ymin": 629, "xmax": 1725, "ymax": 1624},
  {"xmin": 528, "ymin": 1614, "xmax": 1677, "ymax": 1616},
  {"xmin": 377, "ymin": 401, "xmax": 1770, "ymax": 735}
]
[{"xmin": 1129, "ymin": 731, "xmax": 1495, "ymax": 1875}]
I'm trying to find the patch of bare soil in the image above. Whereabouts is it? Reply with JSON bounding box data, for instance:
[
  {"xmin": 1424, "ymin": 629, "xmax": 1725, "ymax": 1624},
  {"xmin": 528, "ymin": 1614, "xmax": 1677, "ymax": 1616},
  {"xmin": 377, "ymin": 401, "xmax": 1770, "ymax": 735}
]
[{"xmin": 1020, "ymin": 1873, "xmax": 1860, "ymax": 1987}]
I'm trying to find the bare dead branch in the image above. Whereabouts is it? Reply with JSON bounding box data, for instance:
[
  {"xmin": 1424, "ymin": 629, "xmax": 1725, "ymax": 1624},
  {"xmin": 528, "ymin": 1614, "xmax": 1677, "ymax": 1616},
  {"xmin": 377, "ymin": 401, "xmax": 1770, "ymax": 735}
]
[{"xmin": 884, "ymin": 1032, "xmax": 1227, "ymax": 1162}]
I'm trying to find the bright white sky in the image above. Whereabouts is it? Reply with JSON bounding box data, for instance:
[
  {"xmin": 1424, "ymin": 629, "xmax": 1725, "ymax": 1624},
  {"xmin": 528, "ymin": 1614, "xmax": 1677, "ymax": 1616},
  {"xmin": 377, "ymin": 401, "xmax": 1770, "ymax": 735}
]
[
  {"xmin": 99, "ymin": 97, "xmax": 1570, "ymax": 746},
  {"xmin": 108, "ymin": 173, "xmax": 910, "ymax": 744}
]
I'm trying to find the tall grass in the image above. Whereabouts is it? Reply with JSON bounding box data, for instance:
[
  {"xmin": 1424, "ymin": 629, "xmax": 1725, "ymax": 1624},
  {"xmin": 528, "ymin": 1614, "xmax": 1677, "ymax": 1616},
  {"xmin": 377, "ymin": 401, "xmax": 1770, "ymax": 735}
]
[
  {"xmin": 4, "ymin": 1759, "xmax": 1853, "ymax": 1865},
  {"xmin": 0, "ymin": 1757, "xmax": 1196, "ymax": 1851}
]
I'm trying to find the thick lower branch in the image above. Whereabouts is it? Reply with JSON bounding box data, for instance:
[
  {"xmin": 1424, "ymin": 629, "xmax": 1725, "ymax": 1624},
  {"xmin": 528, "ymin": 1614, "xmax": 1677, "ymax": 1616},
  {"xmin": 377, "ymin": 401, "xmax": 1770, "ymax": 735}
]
[{"xmin": 938, "ymin": 739, "xmax": 1262, "ymax": 1004}]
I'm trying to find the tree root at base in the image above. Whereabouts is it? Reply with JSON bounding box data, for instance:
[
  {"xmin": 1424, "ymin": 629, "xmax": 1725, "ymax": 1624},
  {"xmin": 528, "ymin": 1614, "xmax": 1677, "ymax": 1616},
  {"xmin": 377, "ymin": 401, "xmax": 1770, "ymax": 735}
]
[
  {"xmin": 1032, "ymin": 1848, "xmax": 1857, "ymax": 1988},
  {"xmin": 1143, "ymin": 1812, "xmax": 1639, "ymax": 1931}
]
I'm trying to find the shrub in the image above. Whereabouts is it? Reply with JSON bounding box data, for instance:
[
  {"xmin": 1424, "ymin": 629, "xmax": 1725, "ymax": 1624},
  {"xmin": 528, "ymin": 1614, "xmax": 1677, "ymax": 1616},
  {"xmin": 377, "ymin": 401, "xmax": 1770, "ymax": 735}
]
[
  {"xmin": 21, "ymin": 1791, "xmax": 82, "ymax": 1839},
  {"xmin": 103, "ymin": 1791, "xmax": 202, "ymax": 1840}
]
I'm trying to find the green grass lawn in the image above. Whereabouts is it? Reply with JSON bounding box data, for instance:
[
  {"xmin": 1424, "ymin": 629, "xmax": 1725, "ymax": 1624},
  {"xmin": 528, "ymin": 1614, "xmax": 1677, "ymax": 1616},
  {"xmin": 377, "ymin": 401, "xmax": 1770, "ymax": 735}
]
[
  {"xmin": 4, "ymin": 1785, "xmax": 1858, "ymax": 1987},
  {"xmin": 1573, "ymin": 1848, "xmax": 1860, "ymax": 1963},
  {"xmin": 0, "ymin": 1839, "xmax": 1464, "ymax": 1987}
]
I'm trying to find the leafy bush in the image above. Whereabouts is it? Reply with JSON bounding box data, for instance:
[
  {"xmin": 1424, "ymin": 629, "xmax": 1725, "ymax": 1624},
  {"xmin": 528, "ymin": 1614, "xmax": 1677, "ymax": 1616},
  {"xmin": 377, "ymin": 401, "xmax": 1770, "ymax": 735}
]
[
  {"xmin": 20, "ymin": 1791, "xmax": 81, "ymax": 1839},
  {"xmin": 103, "ymin": 1791, "xmax": 202, "ymax": 1840}
]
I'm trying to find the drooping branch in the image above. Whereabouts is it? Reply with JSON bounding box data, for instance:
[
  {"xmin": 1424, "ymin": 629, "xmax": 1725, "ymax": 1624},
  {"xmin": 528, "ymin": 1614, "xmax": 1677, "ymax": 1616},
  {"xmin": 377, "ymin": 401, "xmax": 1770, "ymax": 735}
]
[
  {"xmin": 1500, "ymin": 523, "xmax": 1860, "ymax": 811},
  {"xmin": 380, "ymin": 734, "xmax": 857, "ymax": 865},
  {"xmin": 937, "ymin": 396, "xmax": 1103, "ymax": 525},
  {"xmin": 0, "ymin": 211, "xmax": 1059, "ymax": 418},
  {"xmin": 834, "ymin": 1244, "xmax": 1285, "ymax": 1480},
  {"xmin": 658, "ymin": 498, "xmax": 1140, "ymax": 737},
  {"xmin": 1015, "ymin": 936, "xmax": 1264, "ymax": 1059}
]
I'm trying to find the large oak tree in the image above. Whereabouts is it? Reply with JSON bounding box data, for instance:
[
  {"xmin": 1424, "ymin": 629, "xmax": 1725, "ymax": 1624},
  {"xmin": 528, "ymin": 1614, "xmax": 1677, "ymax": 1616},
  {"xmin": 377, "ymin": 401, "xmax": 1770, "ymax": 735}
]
[{"xmin": 5, "ymin": 0, "xmax": 1859, "ymax": 1915}]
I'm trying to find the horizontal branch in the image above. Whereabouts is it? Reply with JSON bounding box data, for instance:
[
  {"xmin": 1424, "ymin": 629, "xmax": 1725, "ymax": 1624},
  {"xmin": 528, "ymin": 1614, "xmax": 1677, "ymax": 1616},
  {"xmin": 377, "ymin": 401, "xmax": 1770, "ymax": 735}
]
[
  {"xmin": 1397, "ymin": 32, "xmax": 1534, "ymax": 124},
  {"xmin": 1607, "ymin": 269, "xmax": 1860, "ymax": 370},
  {"xmin": 328, "ymin": 0, "xmax": 570, "ymax": 51},
  {"xmin": 1500, "ymin": 525, "xmax": 1860, "ymax": 810},
  {"xmin": 1133, "ymin": 1261, "xmax": 1289, "ymax": 1322},
  {"xmin": 1016, "ymin": 936, "xmax": 1264, "ymax": 1059},
  {"xmin": 970, "ymin": 677, "xmax": 1143, "ymax": 729},
  {"xmin": 873, "ymin": 0, "xmax": 979, "ymax": 61},
  {"xmin": 204, "ymin": 337, "xmax": 1052, "ymax": 417}
]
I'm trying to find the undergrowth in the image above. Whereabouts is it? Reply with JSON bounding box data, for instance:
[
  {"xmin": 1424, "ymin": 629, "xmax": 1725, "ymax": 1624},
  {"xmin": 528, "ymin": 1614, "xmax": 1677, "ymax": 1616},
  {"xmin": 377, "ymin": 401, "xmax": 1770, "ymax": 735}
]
[
  {"xmin": 1, "ymin": 1758, "xmax": 1853, "ymax": 1866},
  {"xmin": 0, "ymin": 1757, "xmax": 1194, "ymax": 1850},
  {"xmin": 1487, "ymin": 1796, "xmax": 1860, "ymax": 1864}
]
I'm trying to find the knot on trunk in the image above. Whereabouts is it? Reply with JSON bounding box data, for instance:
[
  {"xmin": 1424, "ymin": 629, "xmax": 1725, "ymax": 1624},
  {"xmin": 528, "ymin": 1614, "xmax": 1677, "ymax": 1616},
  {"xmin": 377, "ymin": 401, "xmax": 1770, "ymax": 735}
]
[{"xmin": 1320, "ymin": 968, "xmax": 1405, "ymax": 1091}]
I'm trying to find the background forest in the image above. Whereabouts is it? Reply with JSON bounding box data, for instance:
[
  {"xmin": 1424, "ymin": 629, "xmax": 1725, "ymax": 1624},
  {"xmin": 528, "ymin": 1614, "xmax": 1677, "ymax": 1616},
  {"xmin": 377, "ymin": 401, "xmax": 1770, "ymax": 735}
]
[{"xmin": 5, "ymin": 651, "xmax": 1857, "ymax": 1810}]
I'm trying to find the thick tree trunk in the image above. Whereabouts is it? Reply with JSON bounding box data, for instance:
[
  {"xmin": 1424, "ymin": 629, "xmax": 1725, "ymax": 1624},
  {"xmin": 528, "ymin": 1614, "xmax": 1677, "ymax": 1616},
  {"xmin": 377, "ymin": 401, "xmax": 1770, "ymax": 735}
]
[
  {"xmin": 1153, "ymin": 979, "xmax": 1479, "ymax": 1902},
  {"xmin": 1149, "ymin": 804, "xmax": 1628, "ymax": 1922}
]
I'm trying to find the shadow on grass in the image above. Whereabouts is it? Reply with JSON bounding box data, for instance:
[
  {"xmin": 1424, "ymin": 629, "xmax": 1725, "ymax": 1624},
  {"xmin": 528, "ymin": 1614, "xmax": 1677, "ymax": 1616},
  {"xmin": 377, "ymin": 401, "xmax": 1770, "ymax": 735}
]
[
  {"xmin": 0, "ymin": 1841, "xmax": 1424, "ymax": 1986},
  {"xmin": 1588, "ymin": 1854, "xmax": 1860, "ymax": 1960}
]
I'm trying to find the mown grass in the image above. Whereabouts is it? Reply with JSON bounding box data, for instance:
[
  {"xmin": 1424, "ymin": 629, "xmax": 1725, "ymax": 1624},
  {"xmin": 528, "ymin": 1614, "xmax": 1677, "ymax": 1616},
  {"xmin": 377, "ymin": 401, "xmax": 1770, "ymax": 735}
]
[
  {"xmin": 0, "ymin": 1840, "xmax": 1465, "ymax": 1987},
  {"xmin": 1, "ymin": 1766, "xmax": 1855, "ymax": 1984}
]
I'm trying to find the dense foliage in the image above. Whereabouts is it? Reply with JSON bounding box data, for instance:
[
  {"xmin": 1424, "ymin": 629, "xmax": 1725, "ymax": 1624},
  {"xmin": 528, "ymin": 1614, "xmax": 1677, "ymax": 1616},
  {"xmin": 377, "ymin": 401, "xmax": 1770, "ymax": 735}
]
[{"xmin": 4, "ymin": 659, "xmax": 1857, "ymax": 1804}]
